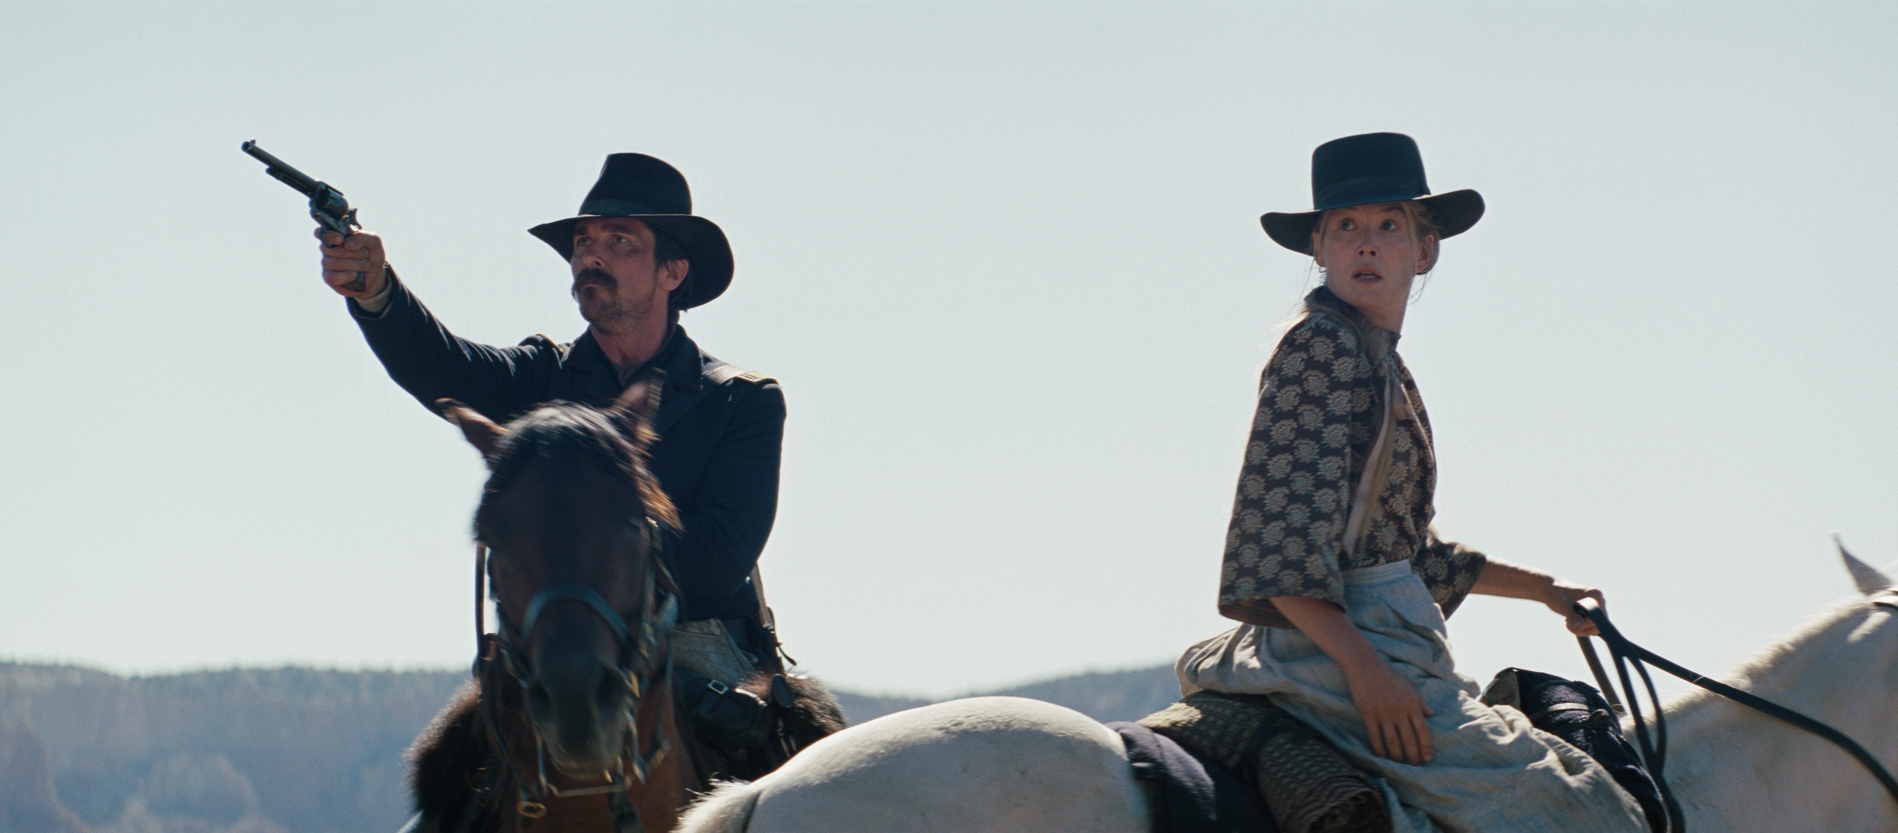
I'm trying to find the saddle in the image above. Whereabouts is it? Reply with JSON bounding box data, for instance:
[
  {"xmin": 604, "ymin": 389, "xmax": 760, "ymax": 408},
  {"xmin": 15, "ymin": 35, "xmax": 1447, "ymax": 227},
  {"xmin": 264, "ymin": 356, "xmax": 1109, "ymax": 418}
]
[
  {"xmin": 1111, "ymin": 721, "xmax": 1275, "ymax": 833},
  {"xmin": 1481, "ymin": 668, "xmax": 1669, "ymax": 833},
  {"xmin": 1137, "ymin": 691, "xmax": 1389, "ymax": 833},
  {"xmin": 1146, "ymin": 676, "xmax": 1667, "ymax": 833},
  {"xmin": 668, "ymin": 617, "xmax": 845, "ymax": 783}
]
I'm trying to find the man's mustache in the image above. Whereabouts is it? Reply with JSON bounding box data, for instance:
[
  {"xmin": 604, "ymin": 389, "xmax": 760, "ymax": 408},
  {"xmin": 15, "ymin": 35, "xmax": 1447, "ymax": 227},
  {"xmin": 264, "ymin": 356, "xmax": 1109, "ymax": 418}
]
[
  {"xmin": 572, "ymin": 268, "xmax": 615, "ymax": 302},
  {"xmin": 574, "ymin": 267, "xmax": 614, "ymax": 287}
]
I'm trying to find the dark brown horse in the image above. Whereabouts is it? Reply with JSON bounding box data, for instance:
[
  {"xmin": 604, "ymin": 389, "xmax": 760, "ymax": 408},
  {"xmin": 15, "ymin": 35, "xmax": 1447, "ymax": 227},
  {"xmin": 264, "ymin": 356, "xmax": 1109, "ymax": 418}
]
[{"xmin": 407, "ymin": 380, "xmax": 843, "ymax": 833}]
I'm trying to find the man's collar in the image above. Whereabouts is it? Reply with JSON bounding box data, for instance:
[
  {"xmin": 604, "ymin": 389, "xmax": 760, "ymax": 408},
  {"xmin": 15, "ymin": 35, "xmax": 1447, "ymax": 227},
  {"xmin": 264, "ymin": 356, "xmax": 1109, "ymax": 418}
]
[
  {"xmin": 654, "ymin": 326, "xmax": 706, "ymax": 391},
  {"xmin": 589, "ymin": 325, "xmax": 704, "ymax": 390}
]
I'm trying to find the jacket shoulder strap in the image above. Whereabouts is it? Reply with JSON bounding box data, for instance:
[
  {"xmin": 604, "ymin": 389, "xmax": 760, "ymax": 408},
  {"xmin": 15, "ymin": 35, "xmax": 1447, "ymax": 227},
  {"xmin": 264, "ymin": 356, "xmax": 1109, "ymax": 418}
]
[{"xmin": 705, "ymin": 362, "xmax": 776, "ymax": 386}]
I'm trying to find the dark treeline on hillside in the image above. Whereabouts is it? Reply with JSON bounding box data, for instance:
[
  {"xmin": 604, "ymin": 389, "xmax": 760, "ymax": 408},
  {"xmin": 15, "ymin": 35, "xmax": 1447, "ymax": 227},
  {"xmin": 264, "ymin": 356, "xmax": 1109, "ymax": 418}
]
[
  {"xmin": 1, "ymin": 663, "xmax": 465, "ymax": 833},
  {"xmin": 0, "ymin": 661, "xmax": 1181, "ymax": 833}
]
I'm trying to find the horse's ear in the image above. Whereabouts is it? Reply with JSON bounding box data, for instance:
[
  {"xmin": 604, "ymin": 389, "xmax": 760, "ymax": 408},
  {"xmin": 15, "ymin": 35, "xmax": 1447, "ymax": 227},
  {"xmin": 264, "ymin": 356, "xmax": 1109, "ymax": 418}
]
[
  {"xmin": 435, "ymin": 398, "xmax": 507, "ymax": 465},
  {"xmin": 610, "ymin": 373, "xmax": 665, "ymax": 444},
  {"xmin": 1836, "ymin": 534, "xmax": 1893, "ymax": 596}
]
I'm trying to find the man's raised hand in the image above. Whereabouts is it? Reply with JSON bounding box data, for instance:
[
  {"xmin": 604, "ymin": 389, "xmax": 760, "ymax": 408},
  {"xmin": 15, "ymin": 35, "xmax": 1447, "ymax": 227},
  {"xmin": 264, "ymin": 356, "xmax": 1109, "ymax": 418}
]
[{"xmin": 316, "ymin": 228, "xmax": 387, "ymax": 299}]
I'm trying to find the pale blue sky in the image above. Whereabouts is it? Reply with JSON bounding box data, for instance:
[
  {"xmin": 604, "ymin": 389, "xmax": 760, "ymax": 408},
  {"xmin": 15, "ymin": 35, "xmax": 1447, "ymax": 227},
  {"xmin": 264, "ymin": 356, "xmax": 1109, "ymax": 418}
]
[{"xmin": 3, "ymin": 1, "xmax": 1894, "ymax": 701}]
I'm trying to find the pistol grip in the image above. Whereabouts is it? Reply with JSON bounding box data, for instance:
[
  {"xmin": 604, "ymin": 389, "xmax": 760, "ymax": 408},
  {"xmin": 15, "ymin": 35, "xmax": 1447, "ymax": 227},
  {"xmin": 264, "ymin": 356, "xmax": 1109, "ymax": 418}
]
[{"xmin": 313, "ymin": 211, "xmax": 367, "ymax": 293}]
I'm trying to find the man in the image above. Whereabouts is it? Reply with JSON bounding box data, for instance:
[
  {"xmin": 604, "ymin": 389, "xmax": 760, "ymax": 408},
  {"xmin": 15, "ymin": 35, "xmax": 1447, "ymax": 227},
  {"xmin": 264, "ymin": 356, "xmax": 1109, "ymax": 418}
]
[{"xmin": 317, "ymin": 153, "xmax": 783, "ymax": 678}]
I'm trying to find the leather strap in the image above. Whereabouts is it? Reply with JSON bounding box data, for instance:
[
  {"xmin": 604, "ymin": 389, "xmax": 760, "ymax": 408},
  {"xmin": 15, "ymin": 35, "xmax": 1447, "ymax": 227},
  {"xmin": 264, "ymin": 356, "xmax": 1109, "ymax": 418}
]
[
  {"xmin": 700, "ymin": 358, "xmax": 789, "ymax": 670},
  {"xmin": 1342, "ymin": 359, "xmax": 1398, "ymax": 559},
  {"xmin": 1575, "ymin": 599, "xmax": 1898, "ymax": 830}
]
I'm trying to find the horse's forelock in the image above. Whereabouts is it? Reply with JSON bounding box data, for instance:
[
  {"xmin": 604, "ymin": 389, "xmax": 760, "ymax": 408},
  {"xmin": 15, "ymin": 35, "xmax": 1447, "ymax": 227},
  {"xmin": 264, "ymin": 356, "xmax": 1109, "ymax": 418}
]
[{"xmin": 473, "ymin": 402, "xmax": 680, "ymax": 541}]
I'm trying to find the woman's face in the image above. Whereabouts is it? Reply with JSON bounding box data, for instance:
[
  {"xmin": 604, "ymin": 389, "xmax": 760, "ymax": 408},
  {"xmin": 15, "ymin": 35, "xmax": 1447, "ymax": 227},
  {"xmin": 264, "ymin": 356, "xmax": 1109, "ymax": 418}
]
[{"xmin": 1314, "ymin": 202, "xmax": 1435, "ymax": 332}]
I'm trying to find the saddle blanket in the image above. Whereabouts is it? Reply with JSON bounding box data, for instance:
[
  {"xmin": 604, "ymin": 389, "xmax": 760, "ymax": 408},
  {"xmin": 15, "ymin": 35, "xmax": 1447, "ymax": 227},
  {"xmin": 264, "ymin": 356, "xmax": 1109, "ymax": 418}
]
[{"xmin": 1109, "ymin": 721, "xmax": 1276, "ymax": 833}]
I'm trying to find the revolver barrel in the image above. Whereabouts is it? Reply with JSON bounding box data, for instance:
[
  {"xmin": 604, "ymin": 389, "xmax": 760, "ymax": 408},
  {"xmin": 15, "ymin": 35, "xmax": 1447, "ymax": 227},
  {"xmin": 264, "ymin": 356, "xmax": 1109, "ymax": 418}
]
[
  {"xmin": 242, "ymin": 140, "xmax": 324, "ymax": 197},
  {"xmin": 242, "ymin": 139, "xmax": 358, "ymax": 237}
]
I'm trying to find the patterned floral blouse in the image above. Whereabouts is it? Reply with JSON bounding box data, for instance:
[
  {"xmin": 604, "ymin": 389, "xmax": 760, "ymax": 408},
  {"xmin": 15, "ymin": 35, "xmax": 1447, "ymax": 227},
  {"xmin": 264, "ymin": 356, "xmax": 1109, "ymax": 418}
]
[{"xmin": 1218, "ymin": 288, "xmax": 1486, "ymax": 629}]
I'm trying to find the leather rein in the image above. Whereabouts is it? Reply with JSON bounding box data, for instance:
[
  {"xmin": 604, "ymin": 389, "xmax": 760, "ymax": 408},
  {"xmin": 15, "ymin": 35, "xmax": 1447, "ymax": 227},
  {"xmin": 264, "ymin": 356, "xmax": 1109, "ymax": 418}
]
[
  {"xmin": 1574, "ymin": 594, "xmax": 1898, "ymax": 833},
  {"xmin": 472, "ymin": 516, "xmax": 681, "ymax": 820}
]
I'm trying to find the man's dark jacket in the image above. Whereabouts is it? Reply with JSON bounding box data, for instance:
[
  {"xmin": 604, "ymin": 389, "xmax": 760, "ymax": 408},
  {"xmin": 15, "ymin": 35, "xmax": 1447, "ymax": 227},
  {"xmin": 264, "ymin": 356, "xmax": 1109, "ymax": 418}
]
[{"xmin": 351, "ymin": 273, "xmax": 782, "ymax": 624}]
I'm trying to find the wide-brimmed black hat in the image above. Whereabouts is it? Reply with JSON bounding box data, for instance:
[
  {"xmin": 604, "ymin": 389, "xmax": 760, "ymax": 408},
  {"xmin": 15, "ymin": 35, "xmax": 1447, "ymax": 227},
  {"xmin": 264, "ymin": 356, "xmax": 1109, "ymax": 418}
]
[
  {"xmin": 529, "ymin": 153, "xmax": 733, "ymax": 309},
  {"xmin": 1260, "ymin": 132, "xmax": 1484, "ymax": 255}
]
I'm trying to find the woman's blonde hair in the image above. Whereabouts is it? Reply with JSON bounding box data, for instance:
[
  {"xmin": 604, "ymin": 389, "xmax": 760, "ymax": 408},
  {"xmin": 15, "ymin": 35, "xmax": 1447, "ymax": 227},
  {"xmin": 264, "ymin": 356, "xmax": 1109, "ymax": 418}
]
[{"xmin": 1309, "ymin": 200, "xmax": 1443, "ymax": 275}]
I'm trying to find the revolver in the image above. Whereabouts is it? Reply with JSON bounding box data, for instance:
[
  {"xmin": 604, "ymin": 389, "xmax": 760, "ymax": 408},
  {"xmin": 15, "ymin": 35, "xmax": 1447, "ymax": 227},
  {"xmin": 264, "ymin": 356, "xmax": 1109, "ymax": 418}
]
[{"xmin": 242, "ymin": 140, "xmax": 367, "ymax": 291}]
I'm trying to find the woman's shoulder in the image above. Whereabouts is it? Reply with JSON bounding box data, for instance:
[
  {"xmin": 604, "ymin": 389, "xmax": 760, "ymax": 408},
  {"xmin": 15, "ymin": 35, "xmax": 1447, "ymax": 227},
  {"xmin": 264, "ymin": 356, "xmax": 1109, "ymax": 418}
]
[
  {"xmin": 1294, "ymin": 310, "xmax": 1362, "ymax": 345},
  {"xmin": 1272, "ymin": 311, "xmax": 1367, "ymax": 369}
]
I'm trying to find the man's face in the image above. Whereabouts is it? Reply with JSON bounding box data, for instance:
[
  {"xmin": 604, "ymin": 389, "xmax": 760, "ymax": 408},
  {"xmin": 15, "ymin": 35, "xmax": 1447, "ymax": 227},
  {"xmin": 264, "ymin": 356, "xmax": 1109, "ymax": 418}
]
[{"xmin": 569, "ymin": 218, "xmax": 687, "ymax": 332}]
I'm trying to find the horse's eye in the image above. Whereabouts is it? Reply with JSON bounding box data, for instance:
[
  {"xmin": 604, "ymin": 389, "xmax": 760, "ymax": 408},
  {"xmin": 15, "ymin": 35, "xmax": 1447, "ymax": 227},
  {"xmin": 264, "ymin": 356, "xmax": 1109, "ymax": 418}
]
[{"xmin": 483, "ymin": 547, "xmax": 512, "ymax": 573}]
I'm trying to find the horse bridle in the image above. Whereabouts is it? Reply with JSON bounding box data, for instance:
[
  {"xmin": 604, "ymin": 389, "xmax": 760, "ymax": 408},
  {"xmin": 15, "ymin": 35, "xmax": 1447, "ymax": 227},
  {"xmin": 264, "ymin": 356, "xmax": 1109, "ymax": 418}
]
[
  {"xmin": 473, "ymin": 516, "xmax": 681, "ymax": 820},
  {"xmin": 1575, "ymin": 594, "xmax": 1898, "ymax": 833}
]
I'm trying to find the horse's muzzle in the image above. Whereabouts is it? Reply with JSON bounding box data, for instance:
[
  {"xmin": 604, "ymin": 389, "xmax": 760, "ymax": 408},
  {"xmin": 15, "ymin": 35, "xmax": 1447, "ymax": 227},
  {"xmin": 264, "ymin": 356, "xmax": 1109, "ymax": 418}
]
[{"xmin": 524, "ymin": 647, "xmax": 635, "ymax": 777}]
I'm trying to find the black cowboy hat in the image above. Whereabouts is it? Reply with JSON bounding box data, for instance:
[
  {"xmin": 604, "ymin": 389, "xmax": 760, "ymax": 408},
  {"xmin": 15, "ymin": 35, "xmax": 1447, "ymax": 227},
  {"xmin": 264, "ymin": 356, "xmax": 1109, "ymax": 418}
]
[
  {"xmin": 529, "ymin": 153, "xmax": 733, "ymax": 310},
  {"xmin": 1260, "ymin": 132, "xmax": 1484, "ymax": 255}
]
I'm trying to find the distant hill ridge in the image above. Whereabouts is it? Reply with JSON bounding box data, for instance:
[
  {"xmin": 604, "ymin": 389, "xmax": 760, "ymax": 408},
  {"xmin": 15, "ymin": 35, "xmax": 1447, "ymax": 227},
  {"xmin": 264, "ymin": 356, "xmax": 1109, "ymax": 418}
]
[{"xmin": 0, "ymin": 661, "xmax": 1180, "ymax": 833}]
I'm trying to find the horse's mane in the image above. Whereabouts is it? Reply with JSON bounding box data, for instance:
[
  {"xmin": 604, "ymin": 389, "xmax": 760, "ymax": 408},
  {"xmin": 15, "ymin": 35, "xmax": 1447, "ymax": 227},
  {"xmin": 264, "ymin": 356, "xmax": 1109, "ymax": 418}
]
[
  {"xmin": 473, "ymin": 401, "xmax": 681, "ymax": 539},
  {"xmin": 1666, "ymin": 592, "xmax": 1886, "ymax": 711}
]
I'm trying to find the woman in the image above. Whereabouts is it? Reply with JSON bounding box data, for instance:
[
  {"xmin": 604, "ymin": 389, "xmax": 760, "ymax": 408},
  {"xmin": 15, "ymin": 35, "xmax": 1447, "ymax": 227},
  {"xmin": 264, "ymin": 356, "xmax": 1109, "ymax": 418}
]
[{"xmin": 1176, "ymin": 133, "xmax": 1653, "ymax": 832}]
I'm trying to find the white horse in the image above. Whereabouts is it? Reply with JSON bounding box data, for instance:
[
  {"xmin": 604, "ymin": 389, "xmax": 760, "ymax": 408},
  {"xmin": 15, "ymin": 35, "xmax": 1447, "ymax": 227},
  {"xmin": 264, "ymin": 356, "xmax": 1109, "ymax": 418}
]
[{"xmin": 678, "ymin": 551, "xmax": 1898, "ymax": 833}]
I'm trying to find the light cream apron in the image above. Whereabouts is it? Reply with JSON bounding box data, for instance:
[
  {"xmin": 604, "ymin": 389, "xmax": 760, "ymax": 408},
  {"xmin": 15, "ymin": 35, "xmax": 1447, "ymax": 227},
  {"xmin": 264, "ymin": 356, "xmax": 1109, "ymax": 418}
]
[{"xmin": 1177, "ymin": 562, "xmax": 1648, "ymax": 833}]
